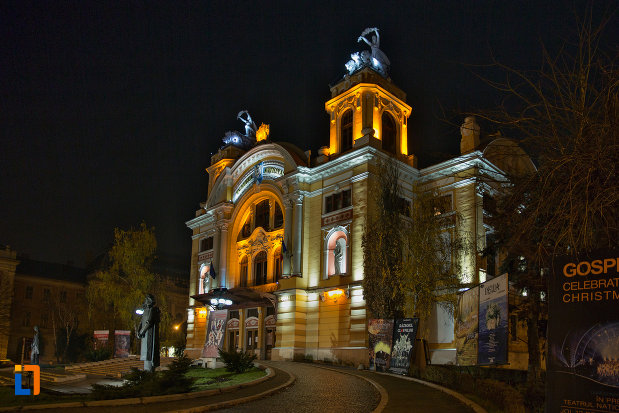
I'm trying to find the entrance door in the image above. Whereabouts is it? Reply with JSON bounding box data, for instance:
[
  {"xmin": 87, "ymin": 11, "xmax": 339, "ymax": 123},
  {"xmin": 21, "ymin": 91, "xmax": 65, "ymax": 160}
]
[{"xmin": 228, "ymin": 330, "xmax": 239, "ymax": 352}]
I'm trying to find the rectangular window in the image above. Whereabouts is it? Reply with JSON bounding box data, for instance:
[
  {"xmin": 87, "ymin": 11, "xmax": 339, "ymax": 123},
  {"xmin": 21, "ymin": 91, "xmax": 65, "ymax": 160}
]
[
  {"xmin": 325, "ymin": 189, "xmax": 352, "ymax": 213},
  {"xmin": 246, "ymin": 308, "xmax": 259, "ymax": 318},
  {"xmin": 41, "ymin": 313, "xmax": 48, "ymax": 329},
  {"xmin": 25, "ymin": 286, "xmax": 33, "ymax": 299},
  {"xmin": 43, "ymin": 288, "xmax": 51, "ymax": 303},
  {"xmin": 229, "ymin": 310, "xmax": 239, "ymax": 320},
  {"xmin": 247, "ymin": 330, "xmax": 257, "ymax": 350},
  {"xmin": 60, "ymin": 291, "xmax": 67, "ymax": 303},
  {"xmin": 23, "ymin": 311, "xmax": 31, "ymax": 327},
  {"xmin": 200, "ymin": 237, "xmax": 214, "ymax": 252}
]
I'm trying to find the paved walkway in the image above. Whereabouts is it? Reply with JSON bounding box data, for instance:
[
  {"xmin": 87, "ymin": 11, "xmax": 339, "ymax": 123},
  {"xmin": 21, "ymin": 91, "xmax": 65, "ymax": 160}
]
[
  {"xmin": 315, "ymin": 365, "xmax": 478, "ymax": 413},
  {"xmin": 216, "ymin": 362, "xmax": 379, "ymax": 413}
]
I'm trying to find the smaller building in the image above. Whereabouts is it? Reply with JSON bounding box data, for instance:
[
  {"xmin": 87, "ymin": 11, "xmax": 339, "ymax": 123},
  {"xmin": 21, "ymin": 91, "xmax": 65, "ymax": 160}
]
[{"xmin": 8, "ymin": 255, "xmax": 88, "ymax": 363}]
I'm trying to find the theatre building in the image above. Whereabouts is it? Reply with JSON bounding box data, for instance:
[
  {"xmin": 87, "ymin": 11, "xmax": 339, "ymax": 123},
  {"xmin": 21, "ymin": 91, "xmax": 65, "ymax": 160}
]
[{"xmin": 185, "ymin": 35, "xmax": 532, "ymax": 366}]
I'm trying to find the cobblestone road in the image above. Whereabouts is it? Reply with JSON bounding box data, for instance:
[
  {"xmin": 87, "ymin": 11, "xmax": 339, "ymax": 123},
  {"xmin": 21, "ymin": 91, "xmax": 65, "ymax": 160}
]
[{"xmin": 216, "ymin": 361, "xmax": 380, "ymax": 413}]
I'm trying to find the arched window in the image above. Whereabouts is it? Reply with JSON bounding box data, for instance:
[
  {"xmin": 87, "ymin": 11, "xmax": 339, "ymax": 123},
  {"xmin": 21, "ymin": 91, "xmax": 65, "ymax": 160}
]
[
  {"xmin": 255, "ymin": 200, "xmax": 270, "ymax": 230},
  {"xmin": 274, "ymin": 248, "xmax": 283, "ymax": 282},
  {"xmin": 273, "ymin": 202, "xmax": 283, "ymax": 229},
  {"xmin": 240, "ymin": 256, "xmax": 248, "ymax": 287},
  {"xmin": 381, "ymin": 112, "xmax": 397, "ymax": 154},
  {"xmin": 254, "ymin": 251, "xmax": 267, "ymax": 286},
  {"xmin": 340, "ymin": 109, "xmax": 353, "ymax": 152}
]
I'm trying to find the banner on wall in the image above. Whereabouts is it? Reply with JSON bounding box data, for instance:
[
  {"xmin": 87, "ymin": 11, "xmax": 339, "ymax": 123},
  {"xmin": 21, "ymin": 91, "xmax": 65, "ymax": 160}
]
[
  {"xmin": 114, "ymin": 330, "xmax": 131, "ymax": 358},
  {"xmin": 201, "ymin": 310, "xmax": 228, "ymax": 358},
  {"xmin": 388, "ymin": 318, "xmax": 419, "ymax": 375},
  {"xmin": 368, "ymin": 319, "xmax": 394, "ymax": 372},
  {"xmin": 93, "ymin": 330, "xmax": 109, "ymax": 349},
  {"xmin": 547, "ymin": 251, "xmax": 619, "ymax": 413},
  {"xmin": 478, "ymin": 273, "xmax": 508, "ymax": 365},
  {"xmin": 456, "ymin": 286, "xmax": 479, "ymax": 366}
]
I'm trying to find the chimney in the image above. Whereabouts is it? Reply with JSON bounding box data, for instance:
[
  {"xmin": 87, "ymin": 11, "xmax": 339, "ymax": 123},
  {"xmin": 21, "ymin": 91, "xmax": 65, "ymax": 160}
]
[{"xmin": 460, "ymin": 116, "xmax": 480, "ymax": 154}]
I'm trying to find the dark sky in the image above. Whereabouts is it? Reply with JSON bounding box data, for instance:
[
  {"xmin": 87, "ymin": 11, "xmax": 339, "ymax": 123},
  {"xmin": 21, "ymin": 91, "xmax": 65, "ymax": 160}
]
[{"xmin": 1, "ymin": 1, "xmax": 616, "ymax": 267}]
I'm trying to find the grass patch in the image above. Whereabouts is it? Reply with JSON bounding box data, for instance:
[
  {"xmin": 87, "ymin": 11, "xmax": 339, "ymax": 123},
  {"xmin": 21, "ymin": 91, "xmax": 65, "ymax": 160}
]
[{"xmin": 187, "ymin": 367, "xmax": 266, "ymax": 391}]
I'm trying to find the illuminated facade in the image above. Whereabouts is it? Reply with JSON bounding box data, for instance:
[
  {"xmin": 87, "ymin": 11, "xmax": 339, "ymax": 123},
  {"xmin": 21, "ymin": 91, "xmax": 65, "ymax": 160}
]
[{"xmin": 185, "ymin": 37, "xmax": 533, "ymax": 367}]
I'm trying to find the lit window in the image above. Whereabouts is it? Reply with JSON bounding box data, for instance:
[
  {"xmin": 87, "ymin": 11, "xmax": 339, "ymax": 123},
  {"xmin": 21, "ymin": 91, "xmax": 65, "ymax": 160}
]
[
  {"xmin": 254, "ymin": 251, "xmax": 267, "ymax": 286},
  {"xmin": 240, "ymin": 256, "xmax": 248, "ymax": 287}
]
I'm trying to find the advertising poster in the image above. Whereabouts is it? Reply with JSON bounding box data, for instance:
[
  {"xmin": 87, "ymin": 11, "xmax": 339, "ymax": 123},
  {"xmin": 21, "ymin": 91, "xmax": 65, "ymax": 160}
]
[
  {"xmin": 368, "ymin": 319, "xmax": 394, "ymax": 372},
  {"xmin": 202, "ymin": 309, "xmax": 228, "ymax": 358},
  {"xmin": 388, "ymin": 318, "xmax": 419, "ymax": 375},
  {"xmin": 114, "ymin": 330, "xmax": 131, "ymax": 358},
  {"xmin": 456, "ymin": 286, "xmax": 479, "ymax": 366},
  {"xmin": 478, "ymin": 273, "xmax": 508, "ymax": 365},
  {"xmin": 547, "ymin": 251, "xmax": 619, "ymax": 413},
  {"xmin": 93, "ymin": 330, "xmax": 109, "ymax": 349}
]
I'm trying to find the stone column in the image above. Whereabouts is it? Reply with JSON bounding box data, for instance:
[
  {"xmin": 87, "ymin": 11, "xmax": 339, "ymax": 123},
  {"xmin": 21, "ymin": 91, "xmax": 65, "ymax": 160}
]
[
  {"xmin": 283, "ymin": 198, "xmax": 293, "ymax": 276},
  {"xmin": 292, "ymin": 194, "xmax": 303, "ymax": 276},
  {"xmin": 218, "ymin": 223, "xmax": 229, "ymax": 288}
]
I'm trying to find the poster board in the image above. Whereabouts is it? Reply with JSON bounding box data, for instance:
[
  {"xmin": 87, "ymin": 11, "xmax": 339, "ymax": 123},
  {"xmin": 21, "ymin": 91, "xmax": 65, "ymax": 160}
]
[
  {"xmin": 201, "ymin": 309, "xmax": 228, "ymax": 358},
  {"xmin": 478, "ymin": 273, "xmax": 508, "ymax": 365},
  {"xmin": 93, "ymin": 330, "xmax": 109, "ymax": 350},
  {"xmin": 368, "ymin": 319, "xmax": 394, "ymax": 372},
  {"xmin": 547, "ymin": 252, "xmax": 619, "ymax": 413},
  {"xmin": 456, "ymin": 286, "xmax": 479, "ymax": 366},
  {"xmin": 388, "ymin": 318, "xmax": 419, "ymax": 375},
  {"xmin": 114, "ymin": 330, "xmax": 131, "ymax": 358}
]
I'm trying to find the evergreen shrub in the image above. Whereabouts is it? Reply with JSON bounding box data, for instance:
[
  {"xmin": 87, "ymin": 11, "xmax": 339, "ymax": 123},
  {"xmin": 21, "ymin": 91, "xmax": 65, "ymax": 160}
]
[{"xmin": 218, "ymin": 348, "xmax": 257, "ymax": 373}]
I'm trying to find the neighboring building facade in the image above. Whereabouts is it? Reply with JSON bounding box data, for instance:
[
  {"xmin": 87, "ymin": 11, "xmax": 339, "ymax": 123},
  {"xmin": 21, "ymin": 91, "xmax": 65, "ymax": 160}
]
[
  {"xmin": 8, "ymin": 257, "xmax": 88, "ymax": 363},
  {"xmin": 185, "ymin": 37, "xmax": 534, "ymax": 368}
]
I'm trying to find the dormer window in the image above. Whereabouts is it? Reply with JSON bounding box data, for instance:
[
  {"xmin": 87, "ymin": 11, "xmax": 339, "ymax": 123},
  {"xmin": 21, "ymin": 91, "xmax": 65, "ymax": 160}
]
[{"xmin": 340, "ymin": 109, "xmax": 353, "ymax": 152}]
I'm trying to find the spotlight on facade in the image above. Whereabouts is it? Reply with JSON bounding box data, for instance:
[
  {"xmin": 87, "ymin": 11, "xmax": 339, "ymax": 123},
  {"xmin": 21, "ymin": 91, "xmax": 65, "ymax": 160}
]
[{"xmin": 135, "ymin": 308, "xmax": 144, "ymax": 315}]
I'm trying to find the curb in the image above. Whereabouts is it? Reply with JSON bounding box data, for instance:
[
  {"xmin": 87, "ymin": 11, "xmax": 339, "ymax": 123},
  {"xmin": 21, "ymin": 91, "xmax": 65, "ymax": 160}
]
[
  {"xmin": 312, "ymin": 365, "xmax": 388, "ymax": 413},
  {"xmin": 0, "ymin": 364, "xmax": 279, "ymax": 412},
  {"xmin": 375, "ymin": 371, "xmax": 487, "ymax": 413},
  {"xmin": 165, "ymin": 366, "xmax": 297, "ymax": 413}
]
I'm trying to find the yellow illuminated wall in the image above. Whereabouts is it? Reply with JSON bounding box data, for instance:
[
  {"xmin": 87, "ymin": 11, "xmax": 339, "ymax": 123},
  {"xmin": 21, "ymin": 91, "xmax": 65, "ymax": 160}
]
[{"xmin": 325, "ymin": 83, "xmax": 411, "ymax": 156}]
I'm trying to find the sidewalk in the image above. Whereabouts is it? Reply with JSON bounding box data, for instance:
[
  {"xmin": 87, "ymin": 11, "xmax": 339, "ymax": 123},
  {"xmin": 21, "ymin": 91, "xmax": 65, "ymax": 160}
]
[{"xmin": 313, "ymin": 364, "xmax": 486, "ymax": 413}]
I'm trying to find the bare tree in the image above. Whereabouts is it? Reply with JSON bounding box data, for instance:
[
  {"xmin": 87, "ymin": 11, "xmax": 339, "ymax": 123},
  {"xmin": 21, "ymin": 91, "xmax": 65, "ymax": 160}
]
[{"xmin": 473, "ymin": 10, "xmax": 618, "ymax": 383}]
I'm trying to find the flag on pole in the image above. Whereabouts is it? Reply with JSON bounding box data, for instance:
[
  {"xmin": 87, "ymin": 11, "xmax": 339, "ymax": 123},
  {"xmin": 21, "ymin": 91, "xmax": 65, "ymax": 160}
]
[{"xmin": 209, "ymin": 261, "xmax": 217, "ymax": 279}]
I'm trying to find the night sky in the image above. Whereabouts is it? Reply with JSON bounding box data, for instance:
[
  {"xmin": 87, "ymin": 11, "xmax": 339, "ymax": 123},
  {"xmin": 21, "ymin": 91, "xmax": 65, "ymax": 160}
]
[{"xmin": 1, "ymin": 1, "xmax": 616, "ymax": 267}]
